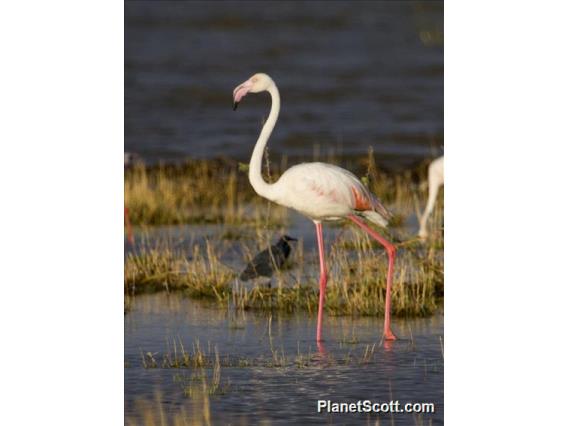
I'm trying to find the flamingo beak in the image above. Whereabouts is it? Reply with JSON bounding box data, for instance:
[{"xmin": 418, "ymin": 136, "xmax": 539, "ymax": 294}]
[{"xmin": 232, "ymin": 80, "xmax": 253, "ymax": 111}]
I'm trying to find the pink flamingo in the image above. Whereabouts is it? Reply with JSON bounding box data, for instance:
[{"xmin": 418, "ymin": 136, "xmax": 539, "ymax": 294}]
[
  {"xmin": 124, "ymin": 207, "xmax": 134, "ymax": 246},
  {"xmin": 233, "ymin": 73, "xmax": 397, "ymax": 342},
  {"xmin": 418, "ymin": 156, "xmax": 444, "ymax": 239},
  {"xmin": 124, "ymin": 153, "xmax": 135, "ymax": 246}
]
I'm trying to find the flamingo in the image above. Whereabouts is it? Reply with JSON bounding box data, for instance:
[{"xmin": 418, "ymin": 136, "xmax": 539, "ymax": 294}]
[
  {"xmin": 124, "ymin": 207, "xmax": 134, "ymax": 246},
  {"xmin": 418, "ymin": 156, "xmax": 444, "ymax": 239},
  {"xmin": 232, "ymin": 73, "xmax": 397, "ymax": 342},
  {"xmin": 124, "ymin": 152, "xmax": 135, "ymax": 245}
]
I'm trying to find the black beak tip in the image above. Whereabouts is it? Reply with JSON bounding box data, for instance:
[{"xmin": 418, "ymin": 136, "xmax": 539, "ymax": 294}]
[{"xmin": 232, "ymin": 101, "xmax": 239, "ymax": 111}]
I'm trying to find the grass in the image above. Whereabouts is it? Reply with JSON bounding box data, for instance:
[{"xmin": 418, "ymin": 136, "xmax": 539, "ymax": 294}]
[
  {"xmin": 175, "ymin": 348, "xmax": 229, "ymax": 398},
  {"xmin": 125, "ymin": 240, "xmax": 234, "ymax": 298},
  {"xmin": 125, "ymin": 158, "xmax": 289, "ymax": 226},
  {"xmin": 124, "ymin": 151, "xmax": 443, "ymax": 319},
  {"xmin": 125, "ymin": 152, "xmax": 439, "ymax": 229},
  {"xmin": 137, "ymin": 336, "xmax": 390, "ymax": 371},
  {"xmin": 125, "ymin": 222, "xmax": 443, "ymax": 318}
]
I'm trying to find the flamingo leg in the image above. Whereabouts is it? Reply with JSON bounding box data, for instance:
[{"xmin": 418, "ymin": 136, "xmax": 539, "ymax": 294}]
[
  {"xmin": 315, "ymin": 221, "xmax": 327, "ymax": 342},
  {"xmin": 124, "ymin": 207, "xmax": 134, "ymax": 246},
  {"xmin": 348, "ymin": 214, "xmax": 397, "ymax": 340},
  {"xmin": 418, "ymin": 179, "xmax": 441, "ymax": 238}
]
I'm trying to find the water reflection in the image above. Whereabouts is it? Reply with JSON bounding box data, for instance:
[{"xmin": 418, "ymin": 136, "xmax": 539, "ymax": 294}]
[{"xmin": 125, "ymin": 293, "xmax": 443, "ymax": 424}]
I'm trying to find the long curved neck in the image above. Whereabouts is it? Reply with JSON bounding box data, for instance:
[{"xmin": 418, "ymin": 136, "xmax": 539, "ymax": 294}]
[{"xmin": 249, "ymin": 83, "xmax": 280, "ymax": 201}]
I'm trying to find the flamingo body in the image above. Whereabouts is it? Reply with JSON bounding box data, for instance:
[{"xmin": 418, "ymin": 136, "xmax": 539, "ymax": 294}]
[
  {"xmin": 418, "ymin": 156, "xmax": 444, "ymax": 238},
  {"xmin": 271, "ymin": 162, "xmax": 390, "ymax": 225}
]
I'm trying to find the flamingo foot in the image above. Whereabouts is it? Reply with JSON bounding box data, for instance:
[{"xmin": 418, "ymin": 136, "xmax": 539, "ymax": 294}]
[{"xmin": 383, "ymin": 329, "xmax": 397, "ymax": 341}]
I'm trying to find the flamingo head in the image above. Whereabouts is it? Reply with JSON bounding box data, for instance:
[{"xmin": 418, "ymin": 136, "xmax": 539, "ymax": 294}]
[{"xmin": 232, "ymin": 73, "xmax": 273, "ymax": 110}]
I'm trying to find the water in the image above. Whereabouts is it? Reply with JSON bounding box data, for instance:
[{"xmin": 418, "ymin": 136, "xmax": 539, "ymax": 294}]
[
  {"xmin": 125, "ymin": 293, "xmax": 443, "ymax": 425},
  {"xmin": 125, "ymin": 4, "xmax": 444, "ymax": 421},
  {"xmin": 124, "ymin": 213, "xmax": 444, "ymax": 424},
  {"xmin": 125, "ymin": 1, "xmax": 443, "ymax": 169}
]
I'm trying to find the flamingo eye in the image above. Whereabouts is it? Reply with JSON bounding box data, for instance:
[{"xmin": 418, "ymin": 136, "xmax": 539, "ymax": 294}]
[{"xmin": 251, "ymin": 77, "xmax": 258, "ymax": 83}]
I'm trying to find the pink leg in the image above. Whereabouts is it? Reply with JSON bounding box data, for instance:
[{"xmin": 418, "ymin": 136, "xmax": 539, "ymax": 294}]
[
  {"xmin": 348, "ymin": 214, "xmax": 397, "ymax": 340},
  {"xmin": 124, "ymin": 207, "xmax": 134, "ymax": 246},
  {"xmin": 315, "ymin": 222, "xmax": 327, "ymax": 342}
]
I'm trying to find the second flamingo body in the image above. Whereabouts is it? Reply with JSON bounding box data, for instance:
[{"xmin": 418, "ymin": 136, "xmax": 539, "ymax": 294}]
[{"xmin": 418, "ymin": 156, "xmax": 444, "ymax": 239}]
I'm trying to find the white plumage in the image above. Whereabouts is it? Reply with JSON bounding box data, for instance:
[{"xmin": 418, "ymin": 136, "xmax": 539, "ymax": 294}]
[
  {"xmin": 418, "ymin": 156, "xmax": 444, "ymax": 238},
  {"xmin": 271, "ymin": 162, "xmax": 390, "ymax": 225}
]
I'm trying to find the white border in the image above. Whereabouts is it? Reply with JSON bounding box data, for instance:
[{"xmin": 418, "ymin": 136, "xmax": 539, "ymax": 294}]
[
  {"xmin": 446, "ymin": 1, "xmax": 568, "ymax": 424},
  {"xmin": 0, "ymin": 2, "xmax": 123, "ymax": 424},
  {"xmin": 1, "ymin": 1, "xmax": 567, "ymax": 425}
]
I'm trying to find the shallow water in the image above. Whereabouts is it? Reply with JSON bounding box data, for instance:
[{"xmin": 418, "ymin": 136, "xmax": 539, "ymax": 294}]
[
  {"xmin": 125, "ymin": 186, "xmax": 444, "ymax": 424},
  {"xmin": 125, "ymin": 1, "xmax": 443, "ymax": 169},
  {"xmin": 125, "ymin": 293, "xmax": 443, "ymax": 425},
  {"xmin": 125, "ymin": 207, "xmax": 423, "ymax": 252}
]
